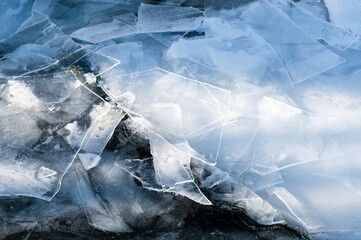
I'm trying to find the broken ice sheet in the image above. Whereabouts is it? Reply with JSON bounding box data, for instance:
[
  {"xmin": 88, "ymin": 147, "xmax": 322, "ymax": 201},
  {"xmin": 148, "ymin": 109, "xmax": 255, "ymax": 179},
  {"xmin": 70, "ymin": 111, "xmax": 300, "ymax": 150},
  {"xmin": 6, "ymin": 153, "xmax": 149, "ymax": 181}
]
[
  {"xmin": 0, "ymin": 0, "xmax": 34, "ymax": 40},
  {"xmin": 99, "ymin": 67, "xmax": 230, "ymax": 164},
  {"xmin": 202, "ymin": 18, "xmax": 293, "ymax": 89},
  {"xmin": 137, "ymin": 3, "xmax": 203, "ymax": 33},
  {"xmin": 240, "ymin": 0, "xmax": 344, "ymax": 84},
  {"xmin": 32, "ymin": 0, "xmax": 140, "ymax": 33},
  {"xmin": 0, "ymin": 9, "xmax": 121, "ymax": 79},
  {"xmin": 117, "ymin": 131, "xmax": 211, "ymax": 205},
  {"xmin": 0, "ymin": 71, "xmax": 109, "ymax": 200},
  {"xmin": 0, "ymin": 11, "xmax": 81, "ymax": 77},
  {"xmin": 269, "ymin": 0, "xmax": 359, "ymax": 51}
]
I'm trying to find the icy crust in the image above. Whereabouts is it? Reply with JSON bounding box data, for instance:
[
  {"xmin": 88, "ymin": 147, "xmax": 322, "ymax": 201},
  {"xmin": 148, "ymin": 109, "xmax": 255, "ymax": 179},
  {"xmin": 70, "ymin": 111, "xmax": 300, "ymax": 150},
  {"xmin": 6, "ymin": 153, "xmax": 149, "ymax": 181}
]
[
  {"xmin": 324, "ymin": 0, "xmax": 361, "ymax": 35},
  {"xmin": 1, "ymin": 0, "xmax": 361, "ymax": 238}
]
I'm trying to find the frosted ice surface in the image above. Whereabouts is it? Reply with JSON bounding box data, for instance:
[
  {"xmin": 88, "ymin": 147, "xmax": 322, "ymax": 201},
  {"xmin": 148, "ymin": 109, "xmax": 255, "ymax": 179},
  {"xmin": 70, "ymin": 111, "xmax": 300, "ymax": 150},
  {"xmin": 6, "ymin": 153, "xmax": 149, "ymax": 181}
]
[
  {"xmin": 0, "ymin": 72, "xmax": 109, "ymax": 200},
  {"xmin": 324, "ymin": 0, "xmax": 361, "ymax": 35},
  {"xmin": 168, "ymin": 33, "xmax": 292, "ymax": 89},
  {"xmin": 292, "ymin": 0, "xmax": 330, "ymax": 21},
  {"xmin": 269, "ymin": 0, "xmax": 359, "ymax": 51},
  {"xmin": 240, "ymin": 0, "xmax": 344, "ymax": 84},
  {"xmin": 270, "ymin": 157, "xmax": 361, "ymax": 233},
  {"xmin": 137, "ymin": 3, "xmax": 203, "ymax": 33},
  {"xmin": 215, "ymin": 117, "xmax": 260, "ymax": 178}
]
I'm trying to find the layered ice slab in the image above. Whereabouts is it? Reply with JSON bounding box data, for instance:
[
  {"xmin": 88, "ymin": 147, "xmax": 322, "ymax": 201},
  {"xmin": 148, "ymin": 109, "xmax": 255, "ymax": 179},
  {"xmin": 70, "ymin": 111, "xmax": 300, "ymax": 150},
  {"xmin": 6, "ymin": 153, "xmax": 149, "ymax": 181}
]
[{"xmin": 0, "ymin": 72, "xmax": 109, "ymax": 200}]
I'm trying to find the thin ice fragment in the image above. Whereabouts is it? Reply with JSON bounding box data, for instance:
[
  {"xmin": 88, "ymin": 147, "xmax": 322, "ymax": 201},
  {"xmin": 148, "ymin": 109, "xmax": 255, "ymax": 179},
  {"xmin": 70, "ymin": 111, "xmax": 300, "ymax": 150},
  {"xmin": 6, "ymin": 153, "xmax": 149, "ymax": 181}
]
[
  {"xmin": 70, "ymin": 13, "xmax": 137, "ymax": 43},
  {"xmin": 137, "ymin": 3, "xmax": 203, "ymax": 33},
  {"xmin": 78, "ymin": 107, "xmax": 126, "ymax": 170},
  {"xmin": 37, "ymin": 166, "xmax": 57, "ymax": 180}
]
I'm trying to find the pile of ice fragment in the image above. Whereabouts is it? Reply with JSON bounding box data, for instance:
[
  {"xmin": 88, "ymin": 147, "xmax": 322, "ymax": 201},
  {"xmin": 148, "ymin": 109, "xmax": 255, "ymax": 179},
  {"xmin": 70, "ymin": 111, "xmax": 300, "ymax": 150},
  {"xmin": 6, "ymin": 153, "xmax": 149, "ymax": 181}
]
[{"xmin": 1, "ymin": 0, "xmax": 361, "ymax": 239}]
